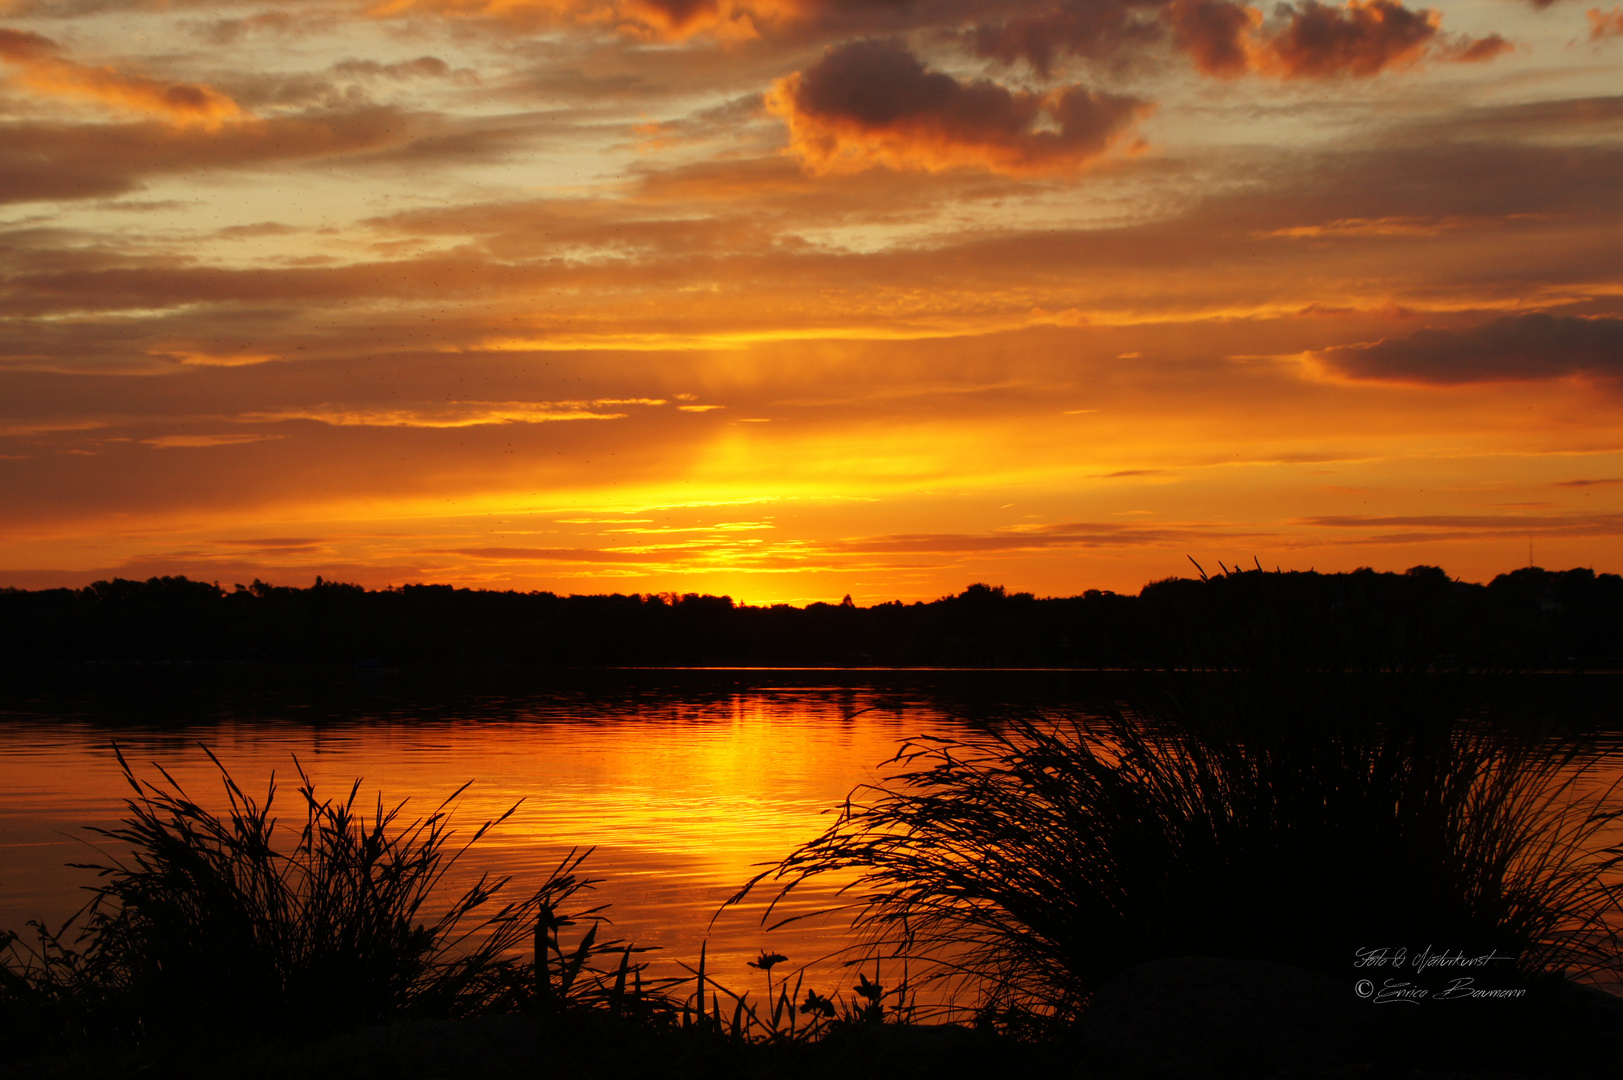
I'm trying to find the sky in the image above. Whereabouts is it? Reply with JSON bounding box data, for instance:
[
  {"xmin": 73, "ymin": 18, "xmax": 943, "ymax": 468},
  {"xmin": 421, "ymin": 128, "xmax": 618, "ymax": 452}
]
[{"xmin": 1, "ymin": 0, "xmax": 1620, "ymax": 604}]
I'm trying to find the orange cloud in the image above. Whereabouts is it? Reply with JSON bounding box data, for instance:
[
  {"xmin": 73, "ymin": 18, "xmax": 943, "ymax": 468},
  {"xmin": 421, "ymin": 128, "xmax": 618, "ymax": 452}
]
[
  {"xmin": 362, "ymin": 0, "xmax": 785, "ymax": 39},
  {"xmin": 767, "ymin": 38, "xmax": 1150, "ymax": 176},
  {"xmin": 432, "ymin": 546, "xmax": 680, "ymax": 563},
  {"xmin": 1590, "ymin": 7, "xmax": 1623, "ymax": 41},
  {"xmin": 144, "ymin": 433, "xmax": 282, "ymax": 449},
  {"xmin": 239, "ymin": 402, "xmax": 637, "ymax": 428},
  {"xmin": 1431, "ymin": 32, "xmax": 1512, "ymax": 64},
  {"xmin": 0, "ymin": 27, "xmax": 244, "ymax": 126}
]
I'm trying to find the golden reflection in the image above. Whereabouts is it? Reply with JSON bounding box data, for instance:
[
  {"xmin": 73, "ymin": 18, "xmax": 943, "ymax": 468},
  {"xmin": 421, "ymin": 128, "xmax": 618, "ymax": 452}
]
[{"xmin": 0, "ymin": 689, "xmax": 961, "ymax": 994}]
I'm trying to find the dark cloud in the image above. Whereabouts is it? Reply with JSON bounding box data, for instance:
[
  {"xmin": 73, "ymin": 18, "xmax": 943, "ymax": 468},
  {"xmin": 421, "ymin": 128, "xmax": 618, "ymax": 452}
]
[
  {"xmin": 1430, "ymin": 96, "xmax": 1623, "ymax": 141},
  {"xmin": 0, "ymin": 27, "xmax": 58, "ymax": 61},
  {"xmin": 1317, "ymin": 314, "xmax": 1623, "ymax": 384},
  {"xmin": 1164, "ymin": 0, "xmax": 1255, "ymax": 76},
  {"xmin": 0, "ymin": 107, "xmax": 533, "ymax": 206},
  {"xmin": 968, "ymin": 0, "xmax": 1163, "ymax": 79},
  {"xmin": 1263, "ymin": 0, "xmax": 1437, "ymax": 77},
  {"xmin": 960, "ymin": 0, "xmax": 1505, "ymax": 80},
  {"xmin": 0, "ymin": 255, "xmax": 528, "ymax": 316},
  {"xmin": 332, "ymin": 56, "xmax": 455, "ymax": 80},
  {"xmin": 772, "ymin": 37, "xmax": 1150, "ymax": 175}
]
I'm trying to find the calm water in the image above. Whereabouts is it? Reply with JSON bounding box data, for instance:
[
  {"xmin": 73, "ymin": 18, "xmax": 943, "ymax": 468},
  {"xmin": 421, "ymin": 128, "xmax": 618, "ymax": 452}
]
[
  {"xmin": 5, "ymin": 666, "xmax": 1621, "ymax": 1005},
  {"xmin": 0, "ymin": 666, "xmax": 1100, "ymax": 1001}
]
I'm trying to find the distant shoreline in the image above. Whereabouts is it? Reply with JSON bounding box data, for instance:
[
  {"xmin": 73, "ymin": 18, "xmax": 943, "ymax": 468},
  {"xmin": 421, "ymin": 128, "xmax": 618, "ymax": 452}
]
[{"xmin": 4, "ymin": 565, "xmax": 1623, "ymax": 670}]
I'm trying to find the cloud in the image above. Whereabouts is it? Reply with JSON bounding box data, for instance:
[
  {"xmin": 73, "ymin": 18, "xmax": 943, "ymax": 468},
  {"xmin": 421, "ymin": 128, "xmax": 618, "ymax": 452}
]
[
  {"xmin": 431, "ymin": 546, "xmax": 682, "ymax": 563},
  {"xmin": 1316, "ymin": 314, "xmax": 1623, "ymax": 384},
  {"xmin": 1260, "ymin": 0, "xmax": 1438, "ymax": 77},
  {"xmin": 820, "ymin": 519, "xmax": 1281, "ymax": 555},
  {"xmin": 2, "ymin": 89, "xmax": 1618, "ymax": 375},
  {"xmin": 968, "ymin": 0, "xmax": 1164, "ymax": 78},
  {"xmin": 251, "ymin": 0, "xmax": 1512, "ymax": 89},
  {"xmin": 363, "ymin": 0, "xmax": 776, "ymax": 39},
  {"xmin": 1431, "ymin": 32, "xmax": 1512, "ymax": 64},
  {"xmin": 767, "ymin": 37, "xmax": 1151, "ymax": 176},
  {"xmin": 963, "ymin": 0, "xmax": 1508, "ymax": 80},
  {"xmin": 143, "ymin": 433, "xmax": 281, "ymax": 448},
  {"xmin": 158, "ymin": 349, "xmax": 284, "ymax": 367},
  {"xmin": 190, "ymin": 12, "xmax": 327, "ymax": 45},
  {"xmin": 1299, "ymin": 512, "xmax": 1623, "ymax": 540},
  {"xmin": 0, "ymin": 28, "xmax": 53, "ymax": 61},
  {"xmin": 0, "ymin": 418, "xmax": 106, "ymax": 437},
  {"xmin": 0, "ymin": 106, "xmax": 527, "ymax": 206},
  {"xmin": 1431, "ymin": 95, "xmax": 1623, "ymax": 141},
  {"xmin": 0, "ymin": 26, "xmax": 245, "ymax": 125},
  {"xmin": 5, "ymin": 122, "xmax": 1620, "ymax": 373},
  {"xmin": 1165, "ymin": 0, "xmax": 1259, "ymax": 76},
  {"xmin": 239, "ymin": 402, "xmax": 638, "ymax": 428},
  {"xmin": 331, "ymin": 56, "xmax": 474, "ymax": 82},
  {"xmin": 1591, "ymin": 7, "xmax": 1623, "ymax": 41}
]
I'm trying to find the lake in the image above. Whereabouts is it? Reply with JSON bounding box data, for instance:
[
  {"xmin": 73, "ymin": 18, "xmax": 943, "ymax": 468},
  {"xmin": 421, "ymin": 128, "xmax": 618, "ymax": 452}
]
[
  {"xmin": 5, "ymin": 665, "xmax": 1621, "ymax": 1012},
  {"xmin": 0, "ymin": 665, "xmax": 1104, "ymax": 1007}
]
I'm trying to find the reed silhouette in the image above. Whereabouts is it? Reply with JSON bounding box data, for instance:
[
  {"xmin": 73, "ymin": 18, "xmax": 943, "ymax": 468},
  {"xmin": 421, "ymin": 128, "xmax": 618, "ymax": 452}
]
[
  {"xmin": 0, "ymin": 749, "xmax": 922, "ymax": 1064},
  {"xmin": 730, "ymin": 567, "xmax": 1623, "ymax": 1028},
  {"xmin": 0, "ymin": 748, "xmax": 637, "ymax": 1050}
]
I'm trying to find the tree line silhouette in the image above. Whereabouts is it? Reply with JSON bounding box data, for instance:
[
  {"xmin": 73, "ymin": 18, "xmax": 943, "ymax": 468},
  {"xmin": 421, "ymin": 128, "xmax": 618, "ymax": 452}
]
[{"xmin": 1, "ymin": 565, "xmax": 1619, "ymax": 668}]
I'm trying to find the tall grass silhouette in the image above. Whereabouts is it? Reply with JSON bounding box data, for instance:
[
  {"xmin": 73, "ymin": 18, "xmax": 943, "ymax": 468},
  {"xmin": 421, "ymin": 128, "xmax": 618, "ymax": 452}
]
[
  {"xmin": 731, "ymin": 568, "xmax": 1623, "ymax": 1025},
  {"xmin": 1, "ymin": 746, "xmax": 628, "ymax": 1046}
]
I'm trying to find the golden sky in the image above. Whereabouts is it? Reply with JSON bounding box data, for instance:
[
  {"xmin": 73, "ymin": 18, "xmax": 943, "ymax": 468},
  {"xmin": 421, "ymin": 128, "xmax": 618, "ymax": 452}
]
[{"xmin": 2, "ymin": 0, "xmax": 1621, "ymax": 603}]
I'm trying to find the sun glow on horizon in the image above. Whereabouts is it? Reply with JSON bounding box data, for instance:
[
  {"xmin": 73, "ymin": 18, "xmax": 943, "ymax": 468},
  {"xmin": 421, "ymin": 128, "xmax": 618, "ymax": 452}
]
[{"xmin": 1, "ymin": 1, "xmax": 1621, "ymax": 597}]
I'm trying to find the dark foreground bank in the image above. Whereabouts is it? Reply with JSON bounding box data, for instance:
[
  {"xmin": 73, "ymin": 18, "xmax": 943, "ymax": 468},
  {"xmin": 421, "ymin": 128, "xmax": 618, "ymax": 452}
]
[{"xmin": 6, "ymin": 977, "xmax": 1623, "ymax": 1080}]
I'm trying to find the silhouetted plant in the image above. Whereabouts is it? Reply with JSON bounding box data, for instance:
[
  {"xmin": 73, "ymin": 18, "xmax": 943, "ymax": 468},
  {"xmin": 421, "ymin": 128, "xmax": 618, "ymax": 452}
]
[
  {"xmin": 0, "ymin": 747, "xmax": 636, "ymax": 1047},
  {"xmin": 731, "ymin": 569, "xmax": 1623, "ymax": 1025}
]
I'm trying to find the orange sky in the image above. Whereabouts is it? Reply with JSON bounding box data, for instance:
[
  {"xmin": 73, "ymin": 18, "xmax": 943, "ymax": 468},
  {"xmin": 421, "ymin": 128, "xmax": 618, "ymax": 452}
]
[{"xmin": 2, "ymin": 0, "xmax": 1621, "ymax": 603}]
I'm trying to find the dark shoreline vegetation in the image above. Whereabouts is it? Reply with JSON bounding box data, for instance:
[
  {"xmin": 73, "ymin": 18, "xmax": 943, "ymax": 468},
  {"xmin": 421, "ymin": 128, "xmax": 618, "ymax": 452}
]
[
  {"xmin": 3, "ymin": 563, "xmax": 1623, "ymax": 668},
  {"xmin": 4, "ymin": 567, "xmax": 1623, "ymax": 1078}
]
